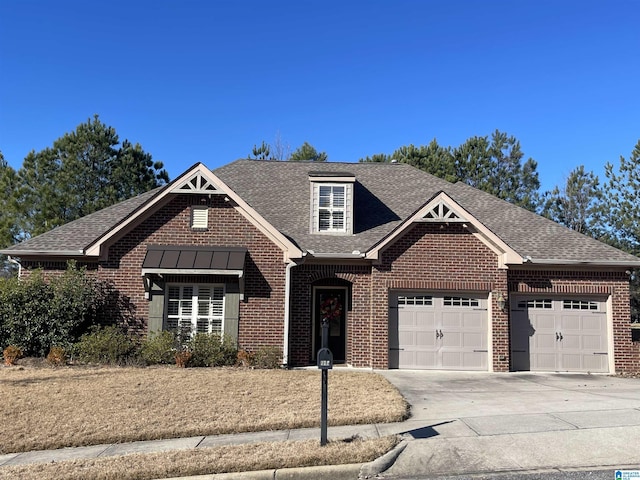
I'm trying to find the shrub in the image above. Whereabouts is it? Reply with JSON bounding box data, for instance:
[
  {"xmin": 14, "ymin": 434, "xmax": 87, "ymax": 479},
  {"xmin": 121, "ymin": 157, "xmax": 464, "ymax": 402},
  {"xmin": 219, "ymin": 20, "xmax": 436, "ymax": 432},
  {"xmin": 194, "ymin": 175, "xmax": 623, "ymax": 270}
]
[
  {"xmin": 0, "ymin": 262, "xmax": 105, "ymax": 356},
  {"xmin": 74, "ymin": 326, "xmax": 138, "ymax": 365},
  {"xmin": 140, "ymin": 331, "xmax": 178, "ymax": 365},
  {"xmin": 236, "ymin": 349, "xmax": 254, "ymax": 367},
  {"xmin": 0, "ymin": 272, "xmax": 53, "ymax": 356},
  {"xmin": 188, "ymin": 333, "xmax": 237, "ymax": 367},
  {"xmin": 46, "ymin": 346, "xmax": 67, "ymax": 366},
  {"xmin": 252, "ymin": 346, "xmax": 282, "ymax": 369},
  {"xmin": 3, "ymin": 345, "xmax": 23, "ymax": 366}
]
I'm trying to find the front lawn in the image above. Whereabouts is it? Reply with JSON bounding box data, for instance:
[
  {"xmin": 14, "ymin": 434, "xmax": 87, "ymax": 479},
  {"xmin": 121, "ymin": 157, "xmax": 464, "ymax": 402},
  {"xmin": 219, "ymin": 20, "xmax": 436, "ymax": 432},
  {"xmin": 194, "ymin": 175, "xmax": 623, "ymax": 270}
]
[{"xmin": 0, "ymin": 366, "xmax": 408, "ymax": 454}]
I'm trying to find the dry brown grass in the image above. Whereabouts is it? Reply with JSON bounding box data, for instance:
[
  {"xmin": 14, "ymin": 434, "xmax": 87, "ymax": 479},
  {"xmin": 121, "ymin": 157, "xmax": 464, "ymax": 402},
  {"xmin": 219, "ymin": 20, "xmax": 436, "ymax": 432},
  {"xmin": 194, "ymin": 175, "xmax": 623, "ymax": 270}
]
[
  {"xmin": 0, "ymin": 366, "xmax": 407, "ymax": 454},
  {"xmin": 0, "ymin": 436, "xmax": 399, "ymax": 480}
]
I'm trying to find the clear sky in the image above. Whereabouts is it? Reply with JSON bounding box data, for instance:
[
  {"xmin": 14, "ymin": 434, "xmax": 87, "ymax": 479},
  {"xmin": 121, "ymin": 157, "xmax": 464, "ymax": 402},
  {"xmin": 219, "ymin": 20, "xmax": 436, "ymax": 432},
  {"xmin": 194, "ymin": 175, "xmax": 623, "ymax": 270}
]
[{"xmin": 1, "ymin": 0, "xmax": 638, "ymax": 193}]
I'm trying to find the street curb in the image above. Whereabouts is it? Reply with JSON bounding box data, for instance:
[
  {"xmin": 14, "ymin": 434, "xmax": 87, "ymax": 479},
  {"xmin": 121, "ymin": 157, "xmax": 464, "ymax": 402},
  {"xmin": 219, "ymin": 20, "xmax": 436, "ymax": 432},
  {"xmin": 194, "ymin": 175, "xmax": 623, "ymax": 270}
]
[
  {"xmin": 159, "ymin": 463, "xmax": 363, "ymax": 480},
  {"xmin": 360, "ymin": 439, "xmax": 408, "ymax": 479},
  {"xmin": 162, "ymin": 439, "xmax": 408, "ymax": 480}
]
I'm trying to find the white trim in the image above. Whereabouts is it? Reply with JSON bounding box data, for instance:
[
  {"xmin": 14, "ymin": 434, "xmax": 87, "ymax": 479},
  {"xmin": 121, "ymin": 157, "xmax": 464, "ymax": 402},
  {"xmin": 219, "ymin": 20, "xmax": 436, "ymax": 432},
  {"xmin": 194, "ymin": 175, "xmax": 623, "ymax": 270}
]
[
  {"xmin": 310, "ymin": 182, "xmax": 353, "ymax": 235},
  {"xmin": 606, "ymin": 294, "xmax": 615, "ymax": 374},
  {"xmin": 165, "ymin": 283, "xmax": 226, "ymax": 337},
  {"xmin": 142, "ymin": 268, "xmax": 243, "ymax": 277},
  {"xmin": 365, "ymin": 192, "xmax": 523, "ymax": 267},
  {"xmin": 84, "ymin": 163, "xmax": 303, "ymax": 261}
]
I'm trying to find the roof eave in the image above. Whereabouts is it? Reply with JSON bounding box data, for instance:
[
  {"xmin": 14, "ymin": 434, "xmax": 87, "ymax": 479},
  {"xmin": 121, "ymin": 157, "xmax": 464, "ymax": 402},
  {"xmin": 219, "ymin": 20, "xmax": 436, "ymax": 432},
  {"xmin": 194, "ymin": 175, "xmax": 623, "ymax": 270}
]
[
  {"xmin": 0, "ymin": 249, "xmax": 87, "ymax": 257},
  {"xmin": 518, "ymin": 258, "xmax": 640, "ymax": 267},
  {"xmin": 307, "ymin": 252, "xmax": 366, "ymax": 259}
]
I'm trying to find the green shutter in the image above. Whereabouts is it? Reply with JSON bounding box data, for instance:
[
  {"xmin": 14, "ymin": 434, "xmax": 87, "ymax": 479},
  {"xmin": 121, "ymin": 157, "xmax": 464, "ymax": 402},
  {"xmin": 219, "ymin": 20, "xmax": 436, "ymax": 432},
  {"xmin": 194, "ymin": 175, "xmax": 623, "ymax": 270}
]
[
  {"xmin": 148, "ymin": 279, "xmax": 165, "ymax": 335},
  {"xmin": 224, "ymin": 283, "xmax": 240, "ymax": 345}
]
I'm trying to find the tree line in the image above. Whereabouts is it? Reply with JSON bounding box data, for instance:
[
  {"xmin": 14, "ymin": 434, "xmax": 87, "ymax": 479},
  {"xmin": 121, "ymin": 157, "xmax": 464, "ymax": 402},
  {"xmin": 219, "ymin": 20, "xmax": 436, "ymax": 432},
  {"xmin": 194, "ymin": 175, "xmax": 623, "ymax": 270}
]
[
  {"xmin": 358, "ymin": 130, "xmax": 640, "ymax": 258},
  {"xmin": 0, "ymin": 115, "xmax": 169, "ymax": 255},
  {"xmin": 2, "ymin": 119, "xmax": 639, "ymax": 302}
]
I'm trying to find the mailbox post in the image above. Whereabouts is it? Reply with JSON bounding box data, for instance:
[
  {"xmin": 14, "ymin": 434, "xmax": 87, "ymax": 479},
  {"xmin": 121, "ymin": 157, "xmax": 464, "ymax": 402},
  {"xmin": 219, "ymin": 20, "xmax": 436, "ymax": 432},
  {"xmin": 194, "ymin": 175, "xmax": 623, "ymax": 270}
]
[{"xmin": 317, "ymin": 318, "xmax": 333, "ymax": 446}]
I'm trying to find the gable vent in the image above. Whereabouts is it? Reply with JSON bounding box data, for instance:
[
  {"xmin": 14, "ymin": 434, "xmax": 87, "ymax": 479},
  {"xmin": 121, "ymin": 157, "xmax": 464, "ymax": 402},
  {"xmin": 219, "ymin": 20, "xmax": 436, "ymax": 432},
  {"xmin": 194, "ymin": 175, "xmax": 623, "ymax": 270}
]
[
  {"xmin": 175, "ymin": 173, "xmax": 220, "ymax": 194},
  {"xmin": 422, "ymin": 200, "xmax": 466, "ymax": 222}
]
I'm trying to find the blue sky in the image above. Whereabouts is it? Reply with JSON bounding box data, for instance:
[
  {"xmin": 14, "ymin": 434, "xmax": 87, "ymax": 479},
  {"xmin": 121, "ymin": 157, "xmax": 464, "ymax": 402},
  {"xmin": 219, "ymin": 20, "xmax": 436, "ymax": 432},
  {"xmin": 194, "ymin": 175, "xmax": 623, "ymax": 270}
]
[{"xmin": 1, "ymin": 0, "xmax": 638, "ymax": 193}]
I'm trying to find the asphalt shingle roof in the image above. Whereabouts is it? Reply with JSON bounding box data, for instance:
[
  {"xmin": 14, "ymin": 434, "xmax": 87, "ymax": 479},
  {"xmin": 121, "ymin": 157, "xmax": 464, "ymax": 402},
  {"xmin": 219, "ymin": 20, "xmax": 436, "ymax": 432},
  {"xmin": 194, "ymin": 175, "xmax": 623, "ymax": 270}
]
[
  {"xmin": 3, "ymin": 187, "xmax": 162, "ymax": 254},
  {"xmin": 4, "ymin": 159, "xmax": 639, "ymax": 266}
]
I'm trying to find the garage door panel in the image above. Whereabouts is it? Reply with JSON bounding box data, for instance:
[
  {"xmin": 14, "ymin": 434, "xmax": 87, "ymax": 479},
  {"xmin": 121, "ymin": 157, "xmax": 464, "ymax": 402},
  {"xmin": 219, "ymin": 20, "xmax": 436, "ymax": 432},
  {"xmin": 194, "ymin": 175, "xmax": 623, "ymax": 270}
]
[
  {"xmin": 398, "ymin": 330, "xmax": 416, "ymax": 346},
  {"xmin": 441, "ymin": 312, "xmax": 462, "ymax": 329},
  {"xmin": 583, "ymin": 354, "xmax": 607, "ymax": 371},
  {"xmin": 534, "ymin": 353, "xmax": 557, "ymax": 370},
  {"xmin": 463, "ymin": 332, "xmax": 483, "ymax": 348},
  {"xmin": 442, "ymin": 332, "xmax": 462, "ymax": 348},
  {"xmin": 393, "ymin": 292, "xmax": 487, "ymax": 370},
  {"xmin": 585, "ymin": 332, "xmax": 607, "ymax": 351},
  {"xmin": 561, "ymin": 333, "xmax": 581, "ymax": 350},
  {"xmin": 535, "ymin": 314, "xmax": 556, "ymax": 331},
  {"xmin": 561, "ymin": 315, "xmax": 581, "ymax": 331},
  {"xmin": 415, "ymin": 331, "xmax": 436, "ymax": 348},
  {"xmin": 581, "ymin": 316, "xmax": 604, "ymax": 331},
  {"xmin": 463, "ymin": 313, "xmax": 484, "ymax": 329},
  {"xmin": 561, "ymin": 353, "xmax": 582, "ymax": 370},
  {"xmin": 534, "ymin": 333, "xmax": 557, "ymax": 350},
  {"xmin": 511, "ymin": 297, "xmax": 608, "ymax": 373},
  {"xmin": 463, "ymin": 352, "xmax": 487, "ymax": 370}
]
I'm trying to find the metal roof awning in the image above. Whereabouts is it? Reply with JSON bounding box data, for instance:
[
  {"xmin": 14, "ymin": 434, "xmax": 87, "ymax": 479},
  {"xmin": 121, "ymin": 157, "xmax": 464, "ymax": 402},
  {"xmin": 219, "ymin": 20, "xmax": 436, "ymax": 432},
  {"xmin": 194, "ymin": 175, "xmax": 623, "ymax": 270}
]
[
  {"xmin": 141, "ymin": 245, "xmax": 247, "ymax": 277},
  {"xmin": 141, "ymin": 245, "xmax": 248, "ymax": 300}
]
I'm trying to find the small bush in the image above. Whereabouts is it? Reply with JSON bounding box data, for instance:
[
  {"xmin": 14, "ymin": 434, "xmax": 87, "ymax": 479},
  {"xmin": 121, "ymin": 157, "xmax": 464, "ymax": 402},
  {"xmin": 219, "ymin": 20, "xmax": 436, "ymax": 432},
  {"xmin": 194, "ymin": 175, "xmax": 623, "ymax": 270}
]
[
  {"xmin": 74, "ymin": 326, "xmax": 138, "ymax": 365},
  {"xmin": 3, "ymin": 345, "xmax": 23, "ymax": 366},
  {"xmin": 140, "ymin": 331, "xmax": 178, "ymax": 365},
  {"xmin": 46, "ymin": 346, "xmax": 67, "ymax": 366},
  {"xmin": 236, "ymin": 349, "xmax": 254, "ymax": 367},
  {"xmin": 252, "ymin": 346, "xmax": 282, "ymax": 369},
  {"xmin": 188, "ymin": 333, "xmax": 237, "ymax": 367}
]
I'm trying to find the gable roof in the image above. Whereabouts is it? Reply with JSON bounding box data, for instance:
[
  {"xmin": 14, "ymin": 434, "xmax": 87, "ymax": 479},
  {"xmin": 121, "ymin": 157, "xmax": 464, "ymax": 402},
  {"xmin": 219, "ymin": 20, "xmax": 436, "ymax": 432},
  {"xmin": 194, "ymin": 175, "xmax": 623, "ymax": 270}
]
[
  {"xmin": 3, "ymin": 159, "xmax": 639, "ymax": 267},
  {"xmin": 2, "ymin": 187, "xmax": 162, "ymax": 255}
]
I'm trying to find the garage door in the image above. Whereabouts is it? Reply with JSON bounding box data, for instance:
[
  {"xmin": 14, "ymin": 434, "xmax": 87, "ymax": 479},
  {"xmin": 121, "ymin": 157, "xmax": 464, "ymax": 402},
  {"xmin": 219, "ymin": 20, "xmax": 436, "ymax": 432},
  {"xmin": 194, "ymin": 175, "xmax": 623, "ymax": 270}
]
[
  {"xmin": 510, "ymin": 297, "xmax": 609, "ymax": 373},
  {"xmin": 389, "ymin": 292, "xmax": 488, "ymax": 370}
]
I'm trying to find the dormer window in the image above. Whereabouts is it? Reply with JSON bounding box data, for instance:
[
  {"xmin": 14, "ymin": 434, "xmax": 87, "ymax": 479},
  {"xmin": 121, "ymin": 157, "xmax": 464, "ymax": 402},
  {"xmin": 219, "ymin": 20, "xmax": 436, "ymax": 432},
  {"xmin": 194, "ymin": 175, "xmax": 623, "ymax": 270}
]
[
  {"xmin": 319, "ymin": 185, "xmax": 345, "ymax": 232},
  {"xmin": 309, "ymin": 172, "xmax": 354, "ymax": 235}
]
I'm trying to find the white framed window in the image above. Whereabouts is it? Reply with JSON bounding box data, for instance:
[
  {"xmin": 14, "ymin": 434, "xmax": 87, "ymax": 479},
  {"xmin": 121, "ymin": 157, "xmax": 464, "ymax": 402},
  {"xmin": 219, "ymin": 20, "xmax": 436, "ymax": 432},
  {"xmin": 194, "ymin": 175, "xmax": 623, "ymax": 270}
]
[
  {"xmin": 517, "ymin": 299, "xmax": 553, "ymax": 309},
  {"xmin": 167, "ymin": 284, "xmax": 224, "ymax": 337},
  {"xmin": 398, "ymin": 295, "xmax": 433, "ymax": 306},
  {"xmin": 444, "ymin": 296, "xmax": 479, "ymax": 307},
  {"xmin": 318, "ymin": 184, "xmax": 346, "ymax": 232},
  {"xmin": 563, "ymin": 299, "xmax": 598, "ymax": 310},
  {"xmin": 191, "ymin": 206, "xmax": 209, "ymax": 229}
]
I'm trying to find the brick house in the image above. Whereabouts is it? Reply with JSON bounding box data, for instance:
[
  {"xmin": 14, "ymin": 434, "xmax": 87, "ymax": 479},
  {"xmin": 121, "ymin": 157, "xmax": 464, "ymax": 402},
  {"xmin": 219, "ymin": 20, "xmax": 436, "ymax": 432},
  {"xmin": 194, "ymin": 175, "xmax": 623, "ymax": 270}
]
[{"xmin": 3, "ymin": 160, "xmax": 640, "ymax": 373}]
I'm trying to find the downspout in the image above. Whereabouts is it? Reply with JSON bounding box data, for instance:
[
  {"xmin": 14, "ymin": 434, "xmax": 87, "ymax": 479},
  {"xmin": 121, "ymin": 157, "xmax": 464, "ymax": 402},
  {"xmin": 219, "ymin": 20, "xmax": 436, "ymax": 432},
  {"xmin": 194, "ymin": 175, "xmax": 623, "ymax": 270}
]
[
  {"xmin": 283, "ymin": 254, "xmax": 306, "ymax": 367},
  {"xmin": 7, "ymin": 256, "xmax": 22, "ymax": 279}
]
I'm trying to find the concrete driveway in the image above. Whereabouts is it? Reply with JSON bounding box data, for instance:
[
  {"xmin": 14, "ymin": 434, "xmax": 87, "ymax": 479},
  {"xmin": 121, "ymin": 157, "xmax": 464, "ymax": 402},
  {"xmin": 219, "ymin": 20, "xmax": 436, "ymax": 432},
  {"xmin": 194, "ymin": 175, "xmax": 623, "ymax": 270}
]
[{"xmin": 376, "ymin": 371, "xmax": 640, "ymax": 478}]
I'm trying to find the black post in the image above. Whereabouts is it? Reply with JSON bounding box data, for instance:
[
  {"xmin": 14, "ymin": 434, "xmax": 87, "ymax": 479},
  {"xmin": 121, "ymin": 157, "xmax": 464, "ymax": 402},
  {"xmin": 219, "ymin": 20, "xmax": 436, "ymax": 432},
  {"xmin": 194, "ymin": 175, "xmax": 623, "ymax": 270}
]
[{"xmin": 320, "ymin": 318, "xmax": 329, "ymax": 446}]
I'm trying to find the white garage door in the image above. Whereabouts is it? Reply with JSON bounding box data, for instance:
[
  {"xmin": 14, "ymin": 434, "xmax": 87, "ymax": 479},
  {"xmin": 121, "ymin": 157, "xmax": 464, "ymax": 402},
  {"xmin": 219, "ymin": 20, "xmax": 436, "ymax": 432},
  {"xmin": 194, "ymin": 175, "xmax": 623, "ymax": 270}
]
[
  {"xmin": 510, "ymin": 297, "xmax": 609, "ymax": 373},
  {"xmin": 389, "ymin": 292, "xmax": 488, "ymax": 370}
]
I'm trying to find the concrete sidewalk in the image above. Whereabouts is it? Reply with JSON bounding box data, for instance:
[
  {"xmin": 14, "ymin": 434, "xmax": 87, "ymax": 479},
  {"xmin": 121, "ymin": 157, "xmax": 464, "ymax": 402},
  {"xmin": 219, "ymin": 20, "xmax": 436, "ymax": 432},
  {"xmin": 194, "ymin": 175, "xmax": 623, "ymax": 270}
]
[
  {"xmin": 2, "ymin": 372, "xmax": 640, "ymax": 479},
  {"xmin": 0, "ymin": 423, "xmax": 400, "ymax": 480},
  {"xmin": 377, "ymin": 371, "xmax": 640, "ymax": 478}
]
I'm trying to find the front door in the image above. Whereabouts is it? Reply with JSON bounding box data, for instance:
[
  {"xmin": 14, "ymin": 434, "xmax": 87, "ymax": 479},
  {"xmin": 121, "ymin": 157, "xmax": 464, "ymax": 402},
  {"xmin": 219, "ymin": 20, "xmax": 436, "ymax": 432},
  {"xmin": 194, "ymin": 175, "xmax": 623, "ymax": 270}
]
[{"xmin": 314, "ymin": 288, "xmax": 347, "ymax": 362}]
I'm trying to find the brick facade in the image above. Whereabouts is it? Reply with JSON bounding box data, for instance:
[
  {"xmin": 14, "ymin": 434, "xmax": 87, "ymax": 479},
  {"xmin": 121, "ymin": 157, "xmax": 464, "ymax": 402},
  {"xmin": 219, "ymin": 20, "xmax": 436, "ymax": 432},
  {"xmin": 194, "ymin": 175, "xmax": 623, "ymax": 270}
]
[
  {"xmin": 24, "ymin": 194, "xmax": 288, "ymax": 352},
  {"xmin": 19, "ymin": 195, "xmax": 640, "ymax": 373},
  {"xmin": 372, "ymin": 223, "xmax": 509, "ymax": 370}
]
